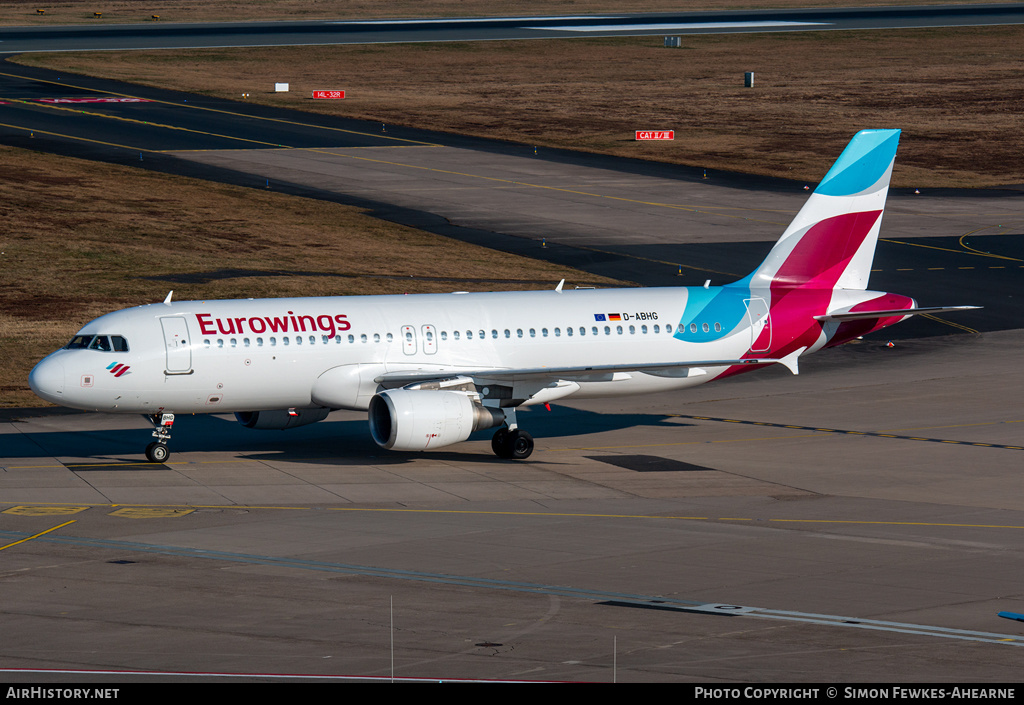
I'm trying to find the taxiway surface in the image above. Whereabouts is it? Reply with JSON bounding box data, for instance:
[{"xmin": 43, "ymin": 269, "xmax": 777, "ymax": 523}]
[
  {"xmin": 2, "ymin": 330, "xmax": 1023, "ymax": 682},
  {"xmin": 3, "ymin": 4, "xmax": 1024, "ymax": 53}
]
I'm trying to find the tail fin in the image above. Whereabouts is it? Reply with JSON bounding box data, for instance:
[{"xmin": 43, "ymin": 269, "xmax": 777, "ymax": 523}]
[{"xmin": 746, "ymin": 129, "xmax": 900, "ymax": 291}]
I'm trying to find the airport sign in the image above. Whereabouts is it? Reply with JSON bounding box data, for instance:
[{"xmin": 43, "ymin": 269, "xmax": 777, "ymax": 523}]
[{"xmin": 636, "ymin": 130, "xmax": 674, "ymax": 140}]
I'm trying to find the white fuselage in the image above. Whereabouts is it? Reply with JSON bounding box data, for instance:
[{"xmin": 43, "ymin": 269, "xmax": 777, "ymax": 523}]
[{"xmin": 30, "ymin": 285, "xmax": 776, "ymax": 415}]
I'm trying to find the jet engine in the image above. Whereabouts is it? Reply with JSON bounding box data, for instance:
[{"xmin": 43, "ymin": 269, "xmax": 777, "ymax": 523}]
[
  {"xmin": 235, "ymin": 407, "xmax": 331, "ymax": 430},
  {"xmin": 369, "ymin": 389, "xmax": 505, "ymax": 451}
]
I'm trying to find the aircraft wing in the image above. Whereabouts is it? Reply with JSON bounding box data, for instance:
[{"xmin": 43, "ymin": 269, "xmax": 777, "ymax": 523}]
[
  {"xmin": 814, "ymin": 305, "xmax": 980, "ymax": 322},
  {"xmin": 374, "ymin": 355, "xmax": 794, "ymax": 387}
]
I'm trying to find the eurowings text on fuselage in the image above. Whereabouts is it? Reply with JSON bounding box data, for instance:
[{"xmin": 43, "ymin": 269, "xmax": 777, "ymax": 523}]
[{"xmin": 28, "ymin": 130, "xmax": 978, "ymax": 461}]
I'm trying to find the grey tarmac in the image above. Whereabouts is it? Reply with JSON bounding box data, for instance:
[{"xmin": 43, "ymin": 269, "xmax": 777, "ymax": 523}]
[{"xmin": 2, "ymin": 330, "xmax": 1022, "ymax": 682}]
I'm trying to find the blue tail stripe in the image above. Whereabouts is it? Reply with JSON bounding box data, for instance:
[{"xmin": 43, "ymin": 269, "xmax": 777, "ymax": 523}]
[{"xmin": 815, "ymin": 129, "xmax": 900, "ymax": 197}]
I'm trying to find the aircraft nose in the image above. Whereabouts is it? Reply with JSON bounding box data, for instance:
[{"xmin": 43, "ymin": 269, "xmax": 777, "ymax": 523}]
[{"xmin": 29, "ymin": 357, "xmax": 65, "ymax": 403}]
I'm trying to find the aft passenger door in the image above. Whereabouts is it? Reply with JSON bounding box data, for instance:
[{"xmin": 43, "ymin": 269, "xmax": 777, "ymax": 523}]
[
  {"xmin": 160, "ymin": 316, "xmax": 193, "ymax": 374},
  {"xmin": 744, "ymin": 298, "xmax": 771, "ymax": 353}
]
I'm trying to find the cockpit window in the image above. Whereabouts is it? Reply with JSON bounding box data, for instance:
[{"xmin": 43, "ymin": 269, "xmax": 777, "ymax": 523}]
[
  {"xmin": 88, "ymin": 336, "xmax": 111, "ymax": 352},
  {"xmin": 65, "ymin": 335, "xmax": 129, "ymax": 352},
  {"xmin": 66, "ymin": 335, "xmax": 93, "ymax": 349}
]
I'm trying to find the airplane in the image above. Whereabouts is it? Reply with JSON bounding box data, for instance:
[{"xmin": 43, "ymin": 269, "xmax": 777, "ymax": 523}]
[{"xmin": 29, "ymin": 129, "xmax": 978, "ymax": 463}]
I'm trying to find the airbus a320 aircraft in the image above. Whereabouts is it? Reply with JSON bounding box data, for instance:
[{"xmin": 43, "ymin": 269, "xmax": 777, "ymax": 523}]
[{"xmin": 30, "ymin": 129, "xmax": 977, "ymax": 463}]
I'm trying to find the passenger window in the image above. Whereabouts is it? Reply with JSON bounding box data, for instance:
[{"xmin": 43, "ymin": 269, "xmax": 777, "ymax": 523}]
[
  {"xmin": 641, "ymin": 325, "xmax": 647, "ymax": 334},
  {"xmin": 270, "ymin": 337, "xmax": 277, "ymax": 346},
  {"xmin": 491, "ymin": 330, "xmax": 497, "ymax": 339},
  {"xmin": 530, "ymin": 329, "xmax": 536, "ymax": 338},
  {"xmin": 295, "ymin": 336, "xmax": 302, "ymax": 345},
  {"xmin": 466, "ymin": 330, "xmax": 473, "ymax": 340},
  {"xmin": 554, "ymin": 328, "xmax": 561, "ymax": 337},
  {"xmin": 566, "ymin": 327, "xmax": 573, "ymax": 337},
  {"xmin": 504, "ymin": 329, "xmax": 510, "ymax": 338},
  {"xmin": 517, "ymin": 329, "xmax": 523, "ymax": 338},
  {"xmin": 454, "ymin": 331, "xmax": 460, "ymax": 340},
  {"xmin": 257, "ymin": 337, "xmax": 264, "ymax": 347},
  {"xmin": 702, "ymin": 323, "xmax": 710, "ymax": 333},
  {"xmin": 690, "ymin": 323, "xmax": 697, "ymax": 333},
  {"xmin": 230, "ymin": 338, "xmax": 237, "ymax": 347},
  {"xmin": 244, "ymin": 338, "xmax": 251, "ymax": 347},
  {"xmin": 375, "ymin": 333, "xmax": 381, "ymax": 343},
  {"xmin": 479, "ymin": 330, "xmax": 485, "ymax": 340},
  {"xmin": 653, "ymin": 325, "xmax": 660, "ymax": 334},
  {"xmin": 542, "ymin": 328, "xmax": 548, "ymax": 337},
  {"xmin": 629, "ymin": 325, "xmax": 635, "ymax": 335},
  {"xmin": 348, "ymin": 335, "xmax": 355, "ymax": 343},
  {"xmin": 604, "ymin": 326, "xmax": 610, "ymax": 335},
  {"xmin": 715, "ymin": 322, "xmax": 722, "ymax": 332},
  {"xmin": 616, "ymin": 326, "xmax": 623, "ymax": 335},
  {"xmin": 361, "ymin": 334, "xmax": 368, "ymax": 343}
]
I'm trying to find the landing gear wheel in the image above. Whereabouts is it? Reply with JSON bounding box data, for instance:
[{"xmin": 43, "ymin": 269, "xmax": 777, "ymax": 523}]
[
  {"xmin": 145, "ymin": 441, "xmax": 170, "ymax": 463},
  {"xmin": 491, "ymin": 428, "xmax": 510, "ymax": 457},
  {"xmin": 508, "ymin": 429, "xmax": 534, "ymax": 460},
  {"xmin": 492, "ymin": 428, "xmax": 533, "ymax": 460}
]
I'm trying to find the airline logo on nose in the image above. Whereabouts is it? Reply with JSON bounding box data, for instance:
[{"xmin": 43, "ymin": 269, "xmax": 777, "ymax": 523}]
[{"xmin": 107, "ymin": 362, "xmax": 131, "ymax": 377}]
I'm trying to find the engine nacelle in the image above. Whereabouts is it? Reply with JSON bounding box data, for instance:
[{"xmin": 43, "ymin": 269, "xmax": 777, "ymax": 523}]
[
  {"xmin": 368, "ymin": 389, "xmax": 505, "ymax": 451},
  {"xmin": 235, "ymin": 407, "xmax": 331, "ymax": 430}
]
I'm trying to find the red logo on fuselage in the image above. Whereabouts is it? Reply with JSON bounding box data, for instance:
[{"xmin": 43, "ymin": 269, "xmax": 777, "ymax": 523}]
[{"xmin": 196, "ymin": 312, "xmax": 351, "ymax": 338}]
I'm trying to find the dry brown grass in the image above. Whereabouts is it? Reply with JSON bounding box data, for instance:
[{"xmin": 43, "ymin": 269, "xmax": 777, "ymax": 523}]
[
  {"xmin": 17, "ymin": 26, "xmax": 1024, "ymax": 187},
  {"xmin": 0, "ymin": 0, "xmax": 993, "ymax": 26},
  {"xmin": 0, "ymin": 145, "xmax": 617, "ymax": 407}
]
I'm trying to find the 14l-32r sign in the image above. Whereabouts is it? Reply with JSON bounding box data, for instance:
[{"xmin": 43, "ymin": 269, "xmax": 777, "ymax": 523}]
[
  {"xmin": 635, "ymin": 131, "xmax": 674, "ymax": 140},
  {"xmin": 312, "ymin": 90, "xmax": 346, "ymax": 99}
]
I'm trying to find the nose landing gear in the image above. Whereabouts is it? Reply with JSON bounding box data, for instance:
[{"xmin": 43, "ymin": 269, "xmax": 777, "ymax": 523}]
[{"xmin": 144, "ymin": 412, "xmax": 174, "ymax": 463}]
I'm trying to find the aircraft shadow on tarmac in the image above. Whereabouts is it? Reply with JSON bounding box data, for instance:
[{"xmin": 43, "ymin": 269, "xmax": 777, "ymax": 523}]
[{"xmin": 4, "ymin": 406, "xmax": 694, "ymax": 467}]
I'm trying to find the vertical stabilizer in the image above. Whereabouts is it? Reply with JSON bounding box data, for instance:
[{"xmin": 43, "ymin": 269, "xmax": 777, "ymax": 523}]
[{"xmin": 747, "ymin": 129, "xmax": 900, "ymax": 291}]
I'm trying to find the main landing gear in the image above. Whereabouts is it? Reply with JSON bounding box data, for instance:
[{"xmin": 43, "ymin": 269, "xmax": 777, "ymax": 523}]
[
  {"xmin": 489, "ymin": 406, "xmax": 534, "ymax": 460},
  {"xmin": 491, "ymin": 427, "xmax": 534, "ymax": 460},
  {"xmin": 144, "ymin": 412, "xmax": 174, "ymax": 463}
]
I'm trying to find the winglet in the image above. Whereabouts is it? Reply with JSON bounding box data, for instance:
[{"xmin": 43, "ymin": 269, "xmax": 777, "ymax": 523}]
[
  {"xmin": 163, "ymin": 291, "xmax": 174, "ymax": 305},
  {"xmin": 555, "ymin": 279, "xmax": 565, "ymax": 292}
]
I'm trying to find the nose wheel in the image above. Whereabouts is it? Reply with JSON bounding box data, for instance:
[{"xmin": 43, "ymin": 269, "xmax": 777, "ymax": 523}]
[
  {"xmin": 145, "ymin": 441, "xmax": 170, "ymax": 463},
  {"xmin": 144, "ymin": 412, "xmax": 175, "ymax": 463}
]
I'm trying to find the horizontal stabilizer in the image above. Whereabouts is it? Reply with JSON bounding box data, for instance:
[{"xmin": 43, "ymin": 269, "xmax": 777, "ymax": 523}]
[{"xmin": 815, "ymin": 305, "xmax": 980, "ymax": 322}]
